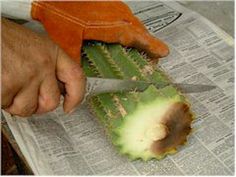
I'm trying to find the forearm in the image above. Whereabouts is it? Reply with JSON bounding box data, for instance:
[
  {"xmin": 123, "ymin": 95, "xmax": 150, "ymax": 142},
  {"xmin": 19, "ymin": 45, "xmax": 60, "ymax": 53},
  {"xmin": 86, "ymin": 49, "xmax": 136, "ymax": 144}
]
[{"xmin": 1, "ymin": 1, "xmax": 32, "ymax": 20}]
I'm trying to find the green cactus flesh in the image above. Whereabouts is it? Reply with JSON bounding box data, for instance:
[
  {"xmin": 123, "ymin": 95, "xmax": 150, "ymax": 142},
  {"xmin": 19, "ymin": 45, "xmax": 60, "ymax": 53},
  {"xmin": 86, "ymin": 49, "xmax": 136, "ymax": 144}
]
[{"xmin": 82, "ymin": 42, "xmax": 193, "ymax": 160}]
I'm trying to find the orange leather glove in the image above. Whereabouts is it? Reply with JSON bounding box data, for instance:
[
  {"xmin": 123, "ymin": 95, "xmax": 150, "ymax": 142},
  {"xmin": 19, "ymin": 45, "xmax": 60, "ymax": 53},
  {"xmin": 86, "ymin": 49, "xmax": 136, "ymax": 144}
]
[{"xmin": 31, "ymin": 1, "xmax": 169, "ymax": 64}]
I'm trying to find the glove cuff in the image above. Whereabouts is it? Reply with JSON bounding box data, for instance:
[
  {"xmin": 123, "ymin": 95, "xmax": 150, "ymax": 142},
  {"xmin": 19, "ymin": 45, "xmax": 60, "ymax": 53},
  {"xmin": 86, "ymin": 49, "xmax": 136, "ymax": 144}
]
[{"xmin": 31, "ymin": 1, "xmax": 83, "ymax": 64}]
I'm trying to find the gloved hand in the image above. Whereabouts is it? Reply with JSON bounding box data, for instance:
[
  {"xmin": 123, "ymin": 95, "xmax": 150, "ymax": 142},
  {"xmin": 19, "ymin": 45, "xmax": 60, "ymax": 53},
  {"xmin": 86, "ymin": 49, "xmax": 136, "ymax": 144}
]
[{"xmin": 31, "ymin": 1, "xmax": 169, "ymax": 64}]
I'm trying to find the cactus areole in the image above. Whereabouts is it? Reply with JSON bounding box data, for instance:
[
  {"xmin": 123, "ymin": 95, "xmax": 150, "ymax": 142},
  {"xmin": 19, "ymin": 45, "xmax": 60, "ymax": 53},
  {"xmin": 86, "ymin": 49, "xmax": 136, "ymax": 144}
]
[{"xmin": 82, "ymin": 42, "xmax": 193, "ymax": 160}]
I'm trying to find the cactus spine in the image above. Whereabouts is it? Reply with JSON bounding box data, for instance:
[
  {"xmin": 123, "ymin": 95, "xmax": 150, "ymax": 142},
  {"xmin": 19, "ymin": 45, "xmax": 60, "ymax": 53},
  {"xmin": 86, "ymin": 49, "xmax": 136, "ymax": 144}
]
[{"xmin": 82, "ymin": 42, "xmax": 193, "ymax": 160}]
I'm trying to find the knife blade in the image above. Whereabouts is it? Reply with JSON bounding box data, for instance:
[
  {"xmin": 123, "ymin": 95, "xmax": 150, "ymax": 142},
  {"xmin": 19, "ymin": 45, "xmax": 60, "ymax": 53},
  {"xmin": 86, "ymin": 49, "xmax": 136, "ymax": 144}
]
[{"xmin": 86, "ymin": 77, "xmax": 216, "ymax": 95}]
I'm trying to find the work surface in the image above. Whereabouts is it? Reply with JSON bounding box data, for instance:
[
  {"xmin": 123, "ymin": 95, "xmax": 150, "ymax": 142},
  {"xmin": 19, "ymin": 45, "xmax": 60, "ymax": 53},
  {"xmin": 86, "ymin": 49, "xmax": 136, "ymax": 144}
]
[
  {"xmin": 181, "ymin": 1, "xmax": 234, "ymax": 37},
  {"xmin": 2, "ymin": 1, "xmax": 234, "ymax": 175}
]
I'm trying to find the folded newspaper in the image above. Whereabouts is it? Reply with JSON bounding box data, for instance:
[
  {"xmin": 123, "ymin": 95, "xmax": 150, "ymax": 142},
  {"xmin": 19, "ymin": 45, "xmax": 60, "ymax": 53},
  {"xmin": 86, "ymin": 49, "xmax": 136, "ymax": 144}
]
[{"xmin": 3, "ymin": 1, "xmax": 234, "ymax": 175}]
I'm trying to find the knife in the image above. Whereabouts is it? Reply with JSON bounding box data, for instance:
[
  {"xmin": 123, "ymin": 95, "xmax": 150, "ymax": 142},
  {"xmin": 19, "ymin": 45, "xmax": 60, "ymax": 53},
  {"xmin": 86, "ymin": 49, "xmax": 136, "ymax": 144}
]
[{"xmin": 85, "ymin": 77, "xmax": 216, "ymax": 95}]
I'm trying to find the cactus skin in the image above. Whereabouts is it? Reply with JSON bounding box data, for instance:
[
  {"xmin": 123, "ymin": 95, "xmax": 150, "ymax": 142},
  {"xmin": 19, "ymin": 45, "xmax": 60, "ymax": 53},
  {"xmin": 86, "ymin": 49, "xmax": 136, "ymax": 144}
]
[{"xmin": 82, "ymin": 42, "xmax": 193, "ymax": 160}]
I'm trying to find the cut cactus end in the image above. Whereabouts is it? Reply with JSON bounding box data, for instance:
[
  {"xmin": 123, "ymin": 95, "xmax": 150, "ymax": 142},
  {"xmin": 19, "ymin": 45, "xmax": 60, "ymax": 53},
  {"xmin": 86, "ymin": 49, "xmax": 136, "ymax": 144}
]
[{"xmin": 82, "ymin": 42, "xmax": 194, "ymax": 160}]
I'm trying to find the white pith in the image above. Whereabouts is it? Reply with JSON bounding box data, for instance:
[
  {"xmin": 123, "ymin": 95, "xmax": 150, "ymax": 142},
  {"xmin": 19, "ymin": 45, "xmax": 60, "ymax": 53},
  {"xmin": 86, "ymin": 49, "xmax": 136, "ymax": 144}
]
[
  {"xmin": 145, "ymin": 123, "xmax": 168, "ymax": 141},
  {"xmin": 117, "ymin": 98, "xmax": 178, "ymax": 159}
]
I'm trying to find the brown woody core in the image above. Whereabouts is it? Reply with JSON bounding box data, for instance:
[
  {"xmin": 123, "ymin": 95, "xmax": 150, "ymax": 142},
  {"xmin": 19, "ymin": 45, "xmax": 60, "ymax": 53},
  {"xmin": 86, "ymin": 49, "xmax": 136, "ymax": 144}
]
[{"xmin": 151, "ymin": 102, "xmax": 193, "ymax": 155}]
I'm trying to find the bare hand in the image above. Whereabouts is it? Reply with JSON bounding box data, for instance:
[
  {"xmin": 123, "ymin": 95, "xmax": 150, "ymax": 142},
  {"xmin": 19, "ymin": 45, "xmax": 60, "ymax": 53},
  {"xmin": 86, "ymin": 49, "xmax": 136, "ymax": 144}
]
[{"xmin": 1, "ymin": 18, "xmax": 86, "ymax": 117}]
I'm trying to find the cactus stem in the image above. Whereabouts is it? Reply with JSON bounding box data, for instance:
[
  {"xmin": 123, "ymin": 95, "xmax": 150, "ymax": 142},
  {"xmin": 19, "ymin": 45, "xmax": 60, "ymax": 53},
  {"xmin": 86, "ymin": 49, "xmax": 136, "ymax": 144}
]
[{"xmin": 113, "ymin": 95, "xmax": 127, "ymax": 117}]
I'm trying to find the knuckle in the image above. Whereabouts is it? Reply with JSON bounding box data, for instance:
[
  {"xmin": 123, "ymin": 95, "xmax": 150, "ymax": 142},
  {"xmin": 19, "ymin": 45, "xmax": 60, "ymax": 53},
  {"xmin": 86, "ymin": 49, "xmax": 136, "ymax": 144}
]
[
  {"xmin": 8, "ymin": 95, "xmax": 38, "ymax": 117},
  {"xmin": 57, "ymin": 54, "xmax": 85, "ymax": 81},
  {"xmin": 9, "ymin": 106, "xmax": 36, "ymax": 117},
  {"xmin": 27, "ymin": 71, "xmax": 37, "ymax": 82},
  {"xmin": 22, "ymin": 63, "xmax": 38, "ymax": 82},
  {"xmin": 67, "ymin": 65, "xmax": 84, "ymax": 80},
  {"xmin": 23, "ymin": 104, "xmax": 37, "ymax": 116},
  {"xmin": 15, "ymin": 102, "xmax": 37, "ymax": 117},
  {"xmin": 47, "ymin": 100, "xmax": 59, "ymax": 112},
  {"xmin": 43, "ymin": 96, "xmax": 60, "ymax": 112},
  {"xmin": 36, "ymin": 58, "xmax": 54, "ymax": 78},
  {"xmin": 41, "ymin": 56, "xmax": 52, "ymax": 67}
]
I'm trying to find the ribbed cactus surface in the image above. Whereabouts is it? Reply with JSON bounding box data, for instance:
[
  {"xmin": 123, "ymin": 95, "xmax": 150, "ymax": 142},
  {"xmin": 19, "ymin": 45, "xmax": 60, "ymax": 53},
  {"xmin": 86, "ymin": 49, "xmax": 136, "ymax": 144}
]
[{"xmin": 82, "ymin": 42, "xmax": 193, "ymax": 160}]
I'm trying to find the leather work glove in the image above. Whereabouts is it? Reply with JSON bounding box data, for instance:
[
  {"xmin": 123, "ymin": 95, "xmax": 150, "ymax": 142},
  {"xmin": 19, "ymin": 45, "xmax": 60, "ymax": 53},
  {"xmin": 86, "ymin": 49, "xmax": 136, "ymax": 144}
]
[
  {"xmin": 31, "ymin": 1, "xmax": 169, "ymax": 64},
  {"xmin": 1, "ymin": 1, "xmax": 169, "ymax": 117}
]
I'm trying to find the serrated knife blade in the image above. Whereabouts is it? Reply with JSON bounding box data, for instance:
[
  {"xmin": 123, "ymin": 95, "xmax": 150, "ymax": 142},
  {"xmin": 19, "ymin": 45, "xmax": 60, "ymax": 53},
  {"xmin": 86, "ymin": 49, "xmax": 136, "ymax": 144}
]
[{"xmin": 86, "ymin": 77, "xmax": 216, "ymax": 95}]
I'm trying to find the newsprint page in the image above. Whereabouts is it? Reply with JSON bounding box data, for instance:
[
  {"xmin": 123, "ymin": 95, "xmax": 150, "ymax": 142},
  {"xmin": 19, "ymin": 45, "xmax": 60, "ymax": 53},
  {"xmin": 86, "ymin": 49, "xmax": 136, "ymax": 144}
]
[{"xmin": 3, "ymin": 1, "xmax": 234, "ymax": 175}]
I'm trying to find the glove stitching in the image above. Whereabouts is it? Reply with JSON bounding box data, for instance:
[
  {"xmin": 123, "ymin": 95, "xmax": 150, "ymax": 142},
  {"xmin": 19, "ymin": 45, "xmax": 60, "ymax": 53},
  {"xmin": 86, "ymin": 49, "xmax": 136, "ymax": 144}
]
[{"xmin": 33, "ymin": 2, "xmax": 131, "ymax": 28}]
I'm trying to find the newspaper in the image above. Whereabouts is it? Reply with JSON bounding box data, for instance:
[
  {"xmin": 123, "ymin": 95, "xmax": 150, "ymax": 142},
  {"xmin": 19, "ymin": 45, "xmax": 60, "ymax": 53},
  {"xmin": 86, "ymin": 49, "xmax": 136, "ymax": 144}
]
[{"xmin": 3, "ymin": 1, "xmax": 234, "ymax": 175}]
